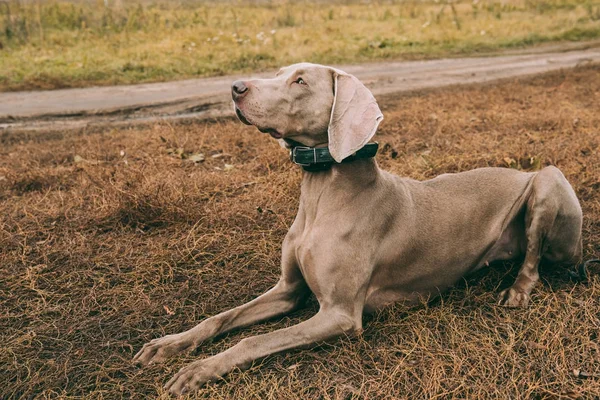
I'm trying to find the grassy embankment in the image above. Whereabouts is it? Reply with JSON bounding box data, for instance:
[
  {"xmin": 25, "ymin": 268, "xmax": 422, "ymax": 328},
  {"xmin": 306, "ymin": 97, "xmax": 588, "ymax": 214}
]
[{"xmin": 1, "ymin": 0, "xmax": 600, "ymax": 91}]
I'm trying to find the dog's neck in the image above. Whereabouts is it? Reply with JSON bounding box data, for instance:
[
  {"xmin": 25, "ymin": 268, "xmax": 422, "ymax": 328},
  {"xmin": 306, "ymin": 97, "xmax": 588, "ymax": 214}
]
[
  {"xmin": 300, "ymin": 157, "xmax": 379, "ymax": 194},
  {"xmin": 304, "ymin": 156, "xmax": 378, "ymax": 174},
  {"xmin": 297, "ymin": 157, "xmax": 380, "ymax": 226}
]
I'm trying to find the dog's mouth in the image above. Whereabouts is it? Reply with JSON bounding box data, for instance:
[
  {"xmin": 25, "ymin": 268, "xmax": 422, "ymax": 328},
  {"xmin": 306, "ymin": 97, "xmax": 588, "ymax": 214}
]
[
  {"xmin": 235, "ymin": 107, "xmax": 252, "ymax": 126},
  {"xmin": 235, "ymin": 107, "xmax": 283, "ymax": 139},
  {"xmin": 259, "ymin": 127, "xmax": 283, "ymax": 139}
]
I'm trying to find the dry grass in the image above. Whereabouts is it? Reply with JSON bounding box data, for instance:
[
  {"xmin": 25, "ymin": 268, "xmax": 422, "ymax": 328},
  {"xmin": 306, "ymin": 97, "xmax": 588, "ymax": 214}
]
[
  {"xmin": 2, "ymin": 65, "xmax": 600, "ymax": 399},
  {"xmin": 1, "ymin": 0, "xmax": 600, "ymax": 91}
]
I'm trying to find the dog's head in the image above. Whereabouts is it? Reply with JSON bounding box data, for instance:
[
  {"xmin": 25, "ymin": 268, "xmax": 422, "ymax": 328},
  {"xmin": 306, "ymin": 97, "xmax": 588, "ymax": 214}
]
[{"xmin": 232, "ymin": 63, "xmax": 383, "ymax": 162}]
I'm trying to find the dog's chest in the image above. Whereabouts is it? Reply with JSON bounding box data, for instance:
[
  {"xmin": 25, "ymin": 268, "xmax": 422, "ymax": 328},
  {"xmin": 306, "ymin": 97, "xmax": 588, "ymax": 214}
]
[
  {"xmin": 289, "ymin": 215, "xmax": 332, "ymax": 300},
  {"xmin": 287, "ymin": 196, "xmax": 373, "ymax": 300}
]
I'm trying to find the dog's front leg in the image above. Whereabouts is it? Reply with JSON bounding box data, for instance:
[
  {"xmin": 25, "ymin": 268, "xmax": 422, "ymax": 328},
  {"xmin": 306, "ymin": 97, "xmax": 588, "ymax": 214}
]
[
  {"xmin": 134, "ymin": 237, "xmax": 307, "ymax": 366},
  {"xmin": 164, "ymin": 307, "xmax": 360, "ymax": 395},
  {"xmin": 133, "ymin": 277, "xmax": 308, "ymax": 366}
]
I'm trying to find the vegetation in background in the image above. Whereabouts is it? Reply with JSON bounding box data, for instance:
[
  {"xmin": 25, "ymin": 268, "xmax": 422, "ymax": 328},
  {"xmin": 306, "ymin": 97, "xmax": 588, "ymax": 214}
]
[{"xmin": 0, "ymin": 0, "xmax": 599, "ymax": 90}]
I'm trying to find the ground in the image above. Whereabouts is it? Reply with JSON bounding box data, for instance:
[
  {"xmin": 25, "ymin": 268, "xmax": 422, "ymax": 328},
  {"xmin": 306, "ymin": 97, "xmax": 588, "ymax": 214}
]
[
  {"xmin": 1, "ymin": 65, "xmax": 600, "ymax": 399},
  {"xmin": 1, "ymin": 0, "xmax": 600, "ymax": 91},
  {"xmin": 3, "ymin": 44, "xmax": 599, "ymax": 132}
]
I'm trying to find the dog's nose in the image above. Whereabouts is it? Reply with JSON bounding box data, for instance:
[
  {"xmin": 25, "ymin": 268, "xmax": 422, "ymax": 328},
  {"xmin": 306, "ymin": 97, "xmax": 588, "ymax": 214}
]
[{"xmin": 232, "ymin": 80, "xmax": 249, "ymax": 97}]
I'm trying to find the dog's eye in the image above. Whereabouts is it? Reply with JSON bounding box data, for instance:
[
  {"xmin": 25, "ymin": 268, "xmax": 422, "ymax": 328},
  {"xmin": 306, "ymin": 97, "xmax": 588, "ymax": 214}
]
[{"xmin": 294, "ymin": 77, "xmax": 306, "ymax": 85}]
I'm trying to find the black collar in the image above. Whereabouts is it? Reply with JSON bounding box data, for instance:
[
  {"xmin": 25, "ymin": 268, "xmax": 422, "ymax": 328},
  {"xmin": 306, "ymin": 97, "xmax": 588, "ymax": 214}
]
[{"xmin": 290, "ymin": 143, "xmax": 379, "ymax": 172}]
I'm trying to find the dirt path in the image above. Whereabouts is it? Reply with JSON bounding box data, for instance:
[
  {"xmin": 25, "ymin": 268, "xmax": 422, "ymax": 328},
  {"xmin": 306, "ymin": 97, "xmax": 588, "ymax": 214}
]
[{"xmin": 1, "ymin": 41, "xmax": 599, "ymax": 133}]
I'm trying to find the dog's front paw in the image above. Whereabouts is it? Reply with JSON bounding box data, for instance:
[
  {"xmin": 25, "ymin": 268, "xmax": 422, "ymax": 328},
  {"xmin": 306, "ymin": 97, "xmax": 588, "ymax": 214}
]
[
  {"xmin": 164, "ymin": 357, "xmax": 224, "ymax": 395},
  {"xmin": 497, "ymin": 287, "xmax": 530, "ymax": 308},
  {"xmin": 133, "ymin": 333, "xmax": 195, "ymax": 366}
]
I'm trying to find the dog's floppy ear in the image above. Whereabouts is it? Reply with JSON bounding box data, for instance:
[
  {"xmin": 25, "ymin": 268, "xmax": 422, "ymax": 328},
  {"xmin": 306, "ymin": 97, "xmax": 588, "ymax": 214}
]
[{"xmin": 328, "ymin": 69, "xmax": 383, "ymax": 162}]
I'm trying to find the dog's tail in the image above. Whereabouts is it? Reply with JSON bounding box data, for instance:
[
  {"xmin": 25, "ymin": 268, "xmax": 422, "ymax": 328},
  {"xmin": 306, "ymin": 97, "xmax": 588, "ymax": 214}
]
[{"xmin": 569, "ymin": 259, "xmax": 600, "ymax": 282}]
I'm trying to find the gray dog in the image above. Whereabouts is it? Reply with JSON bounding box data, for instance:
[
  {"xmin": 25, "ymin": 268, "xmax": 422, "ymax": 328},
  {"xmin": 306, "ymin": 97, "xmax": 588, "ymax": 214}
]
[{"xmin": 134, "ymin": 63, "xmax": 585, "ymax": 395}]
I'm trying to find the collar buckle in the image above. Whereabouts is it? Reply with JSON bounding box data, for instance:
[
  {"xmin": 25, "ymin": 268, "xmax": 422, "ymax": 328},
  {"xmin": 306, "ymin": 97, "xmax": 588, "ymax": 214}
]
[{"xmin": 290, "ymin": 146, "xmax": 315, "ymax": 167}]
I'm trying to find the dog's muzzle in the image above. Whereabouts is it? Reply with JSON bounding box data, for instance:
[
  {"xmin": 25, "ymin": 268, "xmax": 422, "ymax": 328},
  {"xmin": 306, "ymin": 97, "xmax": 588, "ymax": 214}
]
[{"xmin": 235, "ymin": 107, "xmax": 252, "ymax": 126}]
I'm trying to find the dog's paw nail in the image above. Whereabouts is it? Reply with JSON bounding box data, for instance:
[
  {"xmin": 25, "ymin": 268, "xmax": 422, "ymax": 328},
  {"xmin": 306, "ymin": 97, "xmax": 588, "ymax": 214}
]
[{"xmin": 498, "ymin": 288, "xmax": 529, "ymax": 308}]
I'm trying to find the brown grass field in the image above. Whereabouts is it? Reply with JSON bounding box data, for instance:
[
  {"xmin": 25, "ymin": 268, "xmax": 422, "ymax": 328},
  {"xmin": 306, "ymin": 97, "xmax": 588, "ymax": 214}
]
[{"xmin": 2, "ymin": 65, "xmax": 600, "ymax": 399}]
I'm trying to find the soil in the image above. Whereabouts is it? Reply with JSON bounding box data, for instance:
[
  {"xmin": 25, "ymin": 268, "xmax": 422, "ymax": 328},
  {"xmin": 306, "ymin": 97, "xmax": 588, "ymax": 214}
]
[{"xmin": 1, "ymin": 40, "xmax": 599, "ymax": 134}]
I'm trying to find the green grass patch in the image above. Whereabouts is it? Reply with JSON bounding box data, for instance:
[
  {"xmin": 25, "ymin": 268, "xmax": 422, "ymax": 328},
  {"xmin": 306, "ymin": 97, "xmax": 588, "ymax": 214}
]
[{"xmin": 1, "ymin": 0, "xmax": 599, "ymax": 91}]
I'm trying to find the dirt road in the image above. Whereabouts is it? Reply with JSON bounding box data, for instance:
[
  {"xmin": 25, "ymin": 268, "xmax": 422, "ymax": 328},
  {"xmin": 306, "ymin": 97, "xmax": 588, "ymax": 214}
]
[{"xmin": 1, "ymin": 42, "xmax": 599, "ymax": 133}]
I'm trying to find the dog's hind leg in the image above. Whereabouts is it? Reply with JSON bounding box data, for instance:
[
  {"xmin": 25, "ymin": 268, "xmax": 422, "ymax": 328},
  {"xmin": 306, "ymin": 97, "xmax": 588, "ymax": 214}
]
[{"xmin": 498, "ymin": 166, "xmax": 582, "ymax": 308}]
